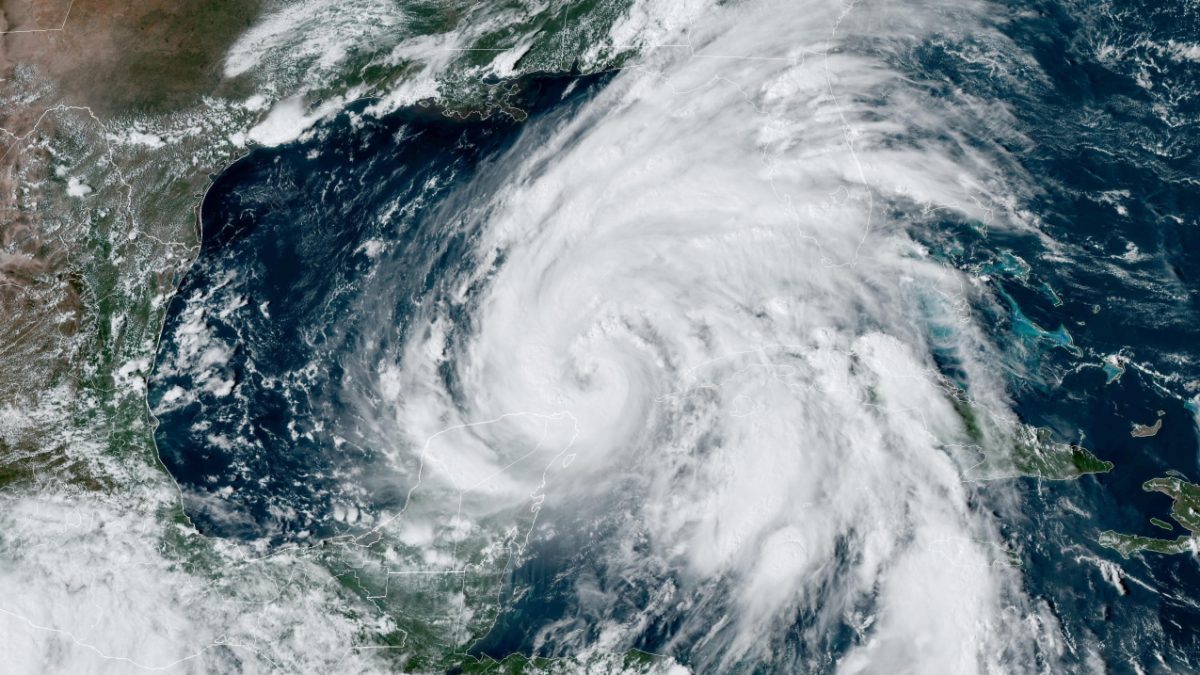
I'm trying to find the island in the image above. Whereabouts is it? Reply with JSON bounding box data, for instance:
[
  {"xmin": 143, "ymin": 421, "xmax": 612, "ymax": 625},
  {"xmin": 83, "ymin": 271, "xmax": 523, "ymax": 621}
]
[
  {"xmin": 1099, "ymin": 476, "xmax": 1200, "ymax": 557},
  {"xmin": 1131, "ymin": 416, "xmax": 1163, "ymax": 438}
]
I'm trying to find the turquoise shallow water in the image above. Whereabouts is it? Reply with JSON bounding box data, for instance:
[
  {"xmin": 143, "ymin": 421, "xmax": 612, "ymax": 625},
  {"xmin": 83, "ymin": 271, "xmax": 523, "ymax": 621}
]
[
  {"xmin": 149, "ymin": 0, "xmax": 1200, "ymax": 669},
  {"xmin": 914, "ymin": 0, "xmax": 1200, "ymax": 666}
]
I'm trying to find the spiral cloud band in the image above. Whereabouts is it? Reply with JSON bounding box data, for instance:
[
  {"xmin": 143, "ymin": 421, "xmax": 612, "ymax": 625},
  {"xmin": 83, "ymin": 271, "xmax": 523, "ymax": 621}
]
[
  {"xmin": 2, "ymin": 0, "xmax": 1087, "ymax": 671},
  {"xmin": 361, "ymin": 0, "xmax": 1057, "ymax": 670}
]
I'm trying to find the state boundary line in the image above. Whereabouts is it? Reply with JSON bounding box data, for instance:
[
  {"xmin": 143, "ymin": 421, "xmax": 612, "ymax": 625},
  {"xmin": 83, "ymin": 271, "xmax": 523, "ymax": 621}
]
[{"xmin": 0, "ymin": 0, "xmax": 74, "ymax": 35}]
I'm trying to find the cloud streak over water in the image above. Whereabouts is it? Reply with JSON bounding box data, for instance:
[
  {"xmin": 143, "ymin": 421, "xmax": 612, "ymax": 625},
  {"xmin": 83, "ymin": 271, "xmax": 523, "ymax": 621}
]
[{"xmin": 3, "ymin": 0, "xmax": 1077, "ymax": 671}]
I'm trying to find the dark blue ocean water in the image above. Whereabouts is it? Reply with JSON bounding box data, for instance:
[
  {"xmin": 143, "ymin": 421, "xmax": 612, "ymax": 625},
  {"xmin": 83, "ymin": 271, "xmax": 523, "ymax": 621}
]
[
  {"xmin": 896, "ymin": 0, "xmax": 1200, "ymax": 669},
  {"xmin": 149, "ymin": 0, "xmax": 1200, "ymax": 669},
  {"xmin": 149, "ymin": 74, "xmax": 609, "ymax": 542}
]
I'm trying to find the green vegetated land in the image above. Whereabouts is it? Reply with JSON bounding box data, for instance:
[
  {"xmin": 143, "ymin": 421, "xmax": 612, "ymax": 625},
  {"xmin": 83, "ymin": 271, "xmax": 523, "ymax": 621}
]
[
  {"xmin": 1012, "ymin": 430, "xmax": 1113, "ymax": 480},
  {"xmin": 956, "ymin": 399, "xmax": 1112, "ymax": 481},
  {"xmin": 1100, "ymin": 476, "xmax": 1200, "ymax": 557}
]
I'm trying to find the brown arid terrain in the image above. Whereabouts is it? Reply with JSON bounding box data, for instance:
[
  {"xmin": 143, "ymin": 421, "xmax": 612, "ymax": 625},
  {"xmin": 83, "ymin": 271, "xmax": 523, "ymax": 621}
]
[
  {"xmin": 1, "ymin": 0, "xmax": 260, "ymax": 112},
  {"xmin": 0, "ymin": 0, "xmax": 263, "ymax": 488}
]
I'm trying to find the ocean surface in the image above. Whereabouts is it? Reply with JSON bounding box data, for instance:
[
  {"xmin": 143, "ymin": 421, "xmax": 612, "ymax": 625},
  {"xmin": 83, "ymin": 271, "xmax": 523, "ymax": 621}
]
[
  {"xmin": 150, "ymin": 0, "xmax": 1200, "ymax": 669},
  {"xmin": 151, "ymin": 74, "xmax": 608, "ymax": 542}
]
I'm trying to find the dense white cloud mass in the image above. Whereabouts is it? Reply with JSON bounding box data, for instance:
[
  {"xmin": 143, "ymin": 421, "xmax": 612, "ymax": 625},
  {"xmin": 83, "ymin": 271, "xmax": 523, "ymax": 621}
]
[
  {"xmin": 0, "ymin": 492, "xmax": 391, "ymax": 674},
  {"xmin": 2, "ymin": 0, "xmax": 1068, "ymax": 672},
  {"xmin": 369, "ymin": 0, "xmax": 1061, "ymax": 672}
]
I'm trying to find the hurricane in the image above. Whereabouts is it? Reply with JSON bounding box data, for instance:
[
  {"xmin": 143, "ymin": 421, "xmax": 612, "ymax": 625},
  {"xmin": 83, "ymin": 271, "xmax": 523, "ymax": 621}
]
[
  {"xmin": 6, "ymin": 0, "xmax": 1199, "ymax": 670},
  {"xmin": 147, "ymin": 0, "xmax": 1067, "ymax": 670}
]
